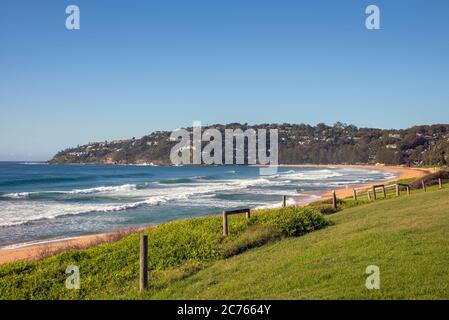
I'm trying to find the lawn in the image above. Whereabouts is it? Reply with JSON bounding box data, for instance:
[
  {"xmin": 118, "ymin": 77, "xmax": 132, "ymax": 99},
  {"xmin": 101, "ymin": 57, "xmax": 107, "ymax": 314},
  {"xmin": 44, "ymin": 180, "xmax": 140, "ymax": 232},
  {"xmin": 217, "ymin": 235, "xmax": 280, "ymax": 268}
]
[{"xmin": 155, "ymin": 188, "xmax": 449, "ymax": 299}]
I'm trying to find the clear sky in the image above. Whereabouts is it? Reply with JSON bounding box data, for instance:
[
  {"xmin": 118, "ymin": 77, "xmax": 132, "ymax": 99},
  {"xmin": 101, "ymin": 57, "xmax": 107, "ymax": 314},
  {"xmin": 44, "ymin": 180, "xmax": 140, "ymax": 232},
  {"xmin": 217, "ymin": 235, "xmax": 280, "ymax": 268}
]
[{"xmin": 1, "ymin": 0, "xmax": 449, "ymax": 160}]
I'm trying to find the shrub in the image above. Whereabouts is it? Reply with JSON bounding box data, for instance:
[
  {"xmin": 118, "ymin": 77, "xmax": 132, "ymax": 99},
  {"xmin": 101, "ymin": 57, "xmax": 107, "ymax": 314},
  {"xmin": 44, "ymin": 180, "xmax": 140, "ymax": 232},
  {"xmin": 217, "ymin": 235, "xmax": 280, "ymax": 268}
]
[
  {"xmin": 409, "ymin": 170, "xmax": 449, "ymax": 189},
  {"xmin": 145, "ymin": 207, "xmax": 328, "ymax": 269},
  {"xmin": 253, "ymin": 207, "xmax": 329, "ymax": 236},
  {"xmin": 309, "ymin": 203, "xmax": 339, "ymax": 215}
]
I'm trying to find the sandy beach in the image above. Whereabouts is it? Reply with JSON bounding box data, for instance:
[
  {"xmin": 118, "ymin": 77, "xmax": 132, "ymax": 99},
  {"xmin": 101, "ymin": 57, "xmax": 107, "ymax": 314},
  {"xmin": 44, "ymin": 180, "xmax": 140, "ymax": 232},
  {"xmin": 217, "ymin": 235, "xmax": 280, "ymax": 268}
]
[
  {"xmin": 283, "ymin": 164, "xmax": 435, "ymax": 198},
  {"xmin": 0, "ymin": 226, "xmax": 151, "ymax": 265},
  {"xmin": 0, "ymin": 164, "xmax": 435, "ymax": 265}
]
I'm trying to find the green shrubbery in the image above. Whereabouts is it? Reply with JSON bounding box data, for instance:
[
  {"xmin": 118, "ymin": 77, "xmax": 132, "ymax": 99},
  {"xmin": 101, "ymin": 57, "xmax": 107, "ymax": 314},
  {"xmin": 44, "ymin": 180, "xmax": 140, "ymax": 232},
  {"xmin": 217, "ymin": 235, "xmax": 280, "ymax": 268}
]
[
  {"xmin": 0, "ymin": 206, "xmax": 329, "ymax": 300},
  {"xmin": 146, "ymin": 206, "xmax": 329, "ymax": 269},
  {"xmin": 253, "ymin": 207, "xmax": 329, "ymax": 236}
]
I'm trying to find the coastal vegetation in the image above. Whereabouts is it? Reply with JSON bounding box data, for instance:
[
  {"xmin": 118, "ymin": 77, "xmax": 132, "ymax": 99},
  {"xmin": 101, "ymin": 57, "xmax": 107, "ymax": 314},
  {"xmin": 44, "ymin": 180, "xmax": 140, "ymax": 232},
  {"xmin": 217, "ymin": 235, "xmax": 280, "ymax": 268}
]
[
  {"xmin": 0, "ymin": 206, "xmax": 328, "ymax": 299},
  {"xmin": 157, "ymin": 186, "xmax": 449, "ymax": 299},
  {"xmin": 50, "ymin": 123, "xmax": 449, "ymax": 166},
  {"xmin": 1, "ymin": 175, "xmax": 448, "ymax": 299}
]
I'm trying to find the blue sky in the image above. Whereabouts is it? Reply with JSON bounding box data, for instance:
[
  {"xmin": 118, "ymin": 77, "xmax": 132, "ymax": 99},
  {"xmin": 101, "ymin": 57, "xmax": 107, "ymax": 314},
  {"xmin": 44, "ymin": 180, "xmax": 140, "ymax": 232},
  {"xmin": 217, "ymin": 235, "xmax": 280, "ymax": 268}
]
[{"xmin": 1, "ymin": 0, "xmax": 448, "ymax": 160}]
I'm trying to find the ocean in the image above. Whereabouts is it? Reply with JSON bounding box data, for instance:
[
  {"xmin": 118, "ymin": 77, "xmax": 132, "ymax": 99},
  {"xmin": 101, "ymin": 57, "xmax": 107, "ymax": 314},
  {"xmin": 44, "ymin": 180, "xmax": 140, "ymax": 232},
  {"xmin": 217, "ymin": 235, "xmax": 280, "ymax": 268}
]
[{"xmin": 0, "ymin": 162, "xmax": 396, "ymax": 246}]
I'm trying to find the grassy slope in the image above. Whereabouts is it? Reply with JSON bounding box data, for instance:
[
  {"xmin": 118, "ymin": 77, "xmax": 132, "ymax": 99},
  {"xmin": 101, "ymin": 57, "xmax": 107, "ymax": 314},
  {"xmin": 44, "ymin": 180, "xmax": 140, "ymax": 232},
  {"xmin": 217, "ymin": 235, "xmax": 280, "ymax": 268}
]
[
  {"xmin": 155, "ymin": 189, "xmax": 449, "ymax": 299},
  {"xmin": 2, "ymin": 183, "xmax": 449, "ymax": 300},
  {"xmin": 0, "ymin": 207, "xmax": 327, "ymax": 300}
]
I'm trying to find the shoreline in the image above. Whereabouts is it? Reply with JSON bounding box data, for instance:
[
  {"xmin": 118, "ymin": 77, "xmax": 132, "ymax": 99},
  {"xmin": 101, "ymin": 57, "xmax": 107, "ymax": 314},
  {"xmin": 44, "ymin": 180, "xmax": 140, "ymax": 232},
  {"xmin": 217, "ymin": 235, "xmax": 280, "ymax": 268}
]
[
  {"xmin": 0, "ymin": 226, "xmax": 152, "ymax": 265},
  {"xmin": 0, "ymin": 164, "xmax": 434, "ymax": 265},
  {"xmin": 282, "ymin": 164, "xmax": 435, "ymax": 199}
]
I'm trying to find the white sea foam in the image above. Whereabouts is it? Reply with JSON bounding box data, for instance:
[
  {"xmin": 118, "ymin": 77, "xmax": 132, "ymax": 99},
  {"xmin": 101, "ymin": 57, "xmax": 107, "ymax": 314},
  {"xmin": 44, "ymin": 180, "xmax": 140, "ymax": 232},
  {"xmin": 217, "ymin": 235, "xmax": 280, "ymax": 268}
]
[
  {"xmin": 68, "ymin": 184, "xmax": 139, "ymax": 194},
  {"xmin": 0, "ymin": 167, "xmax": 393, "ymax": 228},
  {"xmin": 0, "ymin": 196, "xmax": 169, "ymax": 227},
  {"xmin": 0, "ymin": 236, "xmax": 81, "ymax": 250},
  {"xmin": 20, "ymin": 162, "xmax": 48, "ymax": 165},
  {"xmin": 2, "ymin": 192, "xmax": 30, "ymax": 199},
  {"xmin": 279, "ymin": 169, "xmax": 343, "ymax": 180},
  {"xmin": 254, "ymin": 194, "xmax": 321, "ymax": 210},
  {"xmin": 1, "ymin": 184, "xmax": 139, "ymax": 199},
  {"xmin": 0, "ymin": 178, "xmax": 281, "ymax": 226}
]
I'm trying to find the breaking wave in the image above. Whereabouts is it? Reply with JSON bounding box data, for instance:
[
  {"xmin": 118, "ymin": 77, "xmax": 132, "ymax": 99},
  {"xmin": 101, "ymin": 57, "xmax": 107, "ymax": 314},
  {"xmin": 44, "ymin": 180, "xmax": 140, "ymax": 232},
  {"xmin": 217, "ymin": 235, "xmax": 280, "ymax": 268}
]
[{"xmin": 0, "ymin": 167, "xmax": 394, "ymax": 229}]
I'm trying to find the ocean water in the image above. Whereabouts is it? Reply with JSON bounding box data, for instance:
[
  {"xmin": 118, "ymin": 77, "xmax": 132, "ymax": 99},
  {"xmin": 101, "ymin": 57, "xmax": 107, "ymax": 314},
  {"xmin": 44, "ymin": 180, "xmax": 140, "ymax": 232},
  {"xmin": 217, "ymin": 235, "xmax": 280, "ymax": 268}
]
[{"xmin": 0, "ymin": 162, "xmax": 396, "ymax": 246}]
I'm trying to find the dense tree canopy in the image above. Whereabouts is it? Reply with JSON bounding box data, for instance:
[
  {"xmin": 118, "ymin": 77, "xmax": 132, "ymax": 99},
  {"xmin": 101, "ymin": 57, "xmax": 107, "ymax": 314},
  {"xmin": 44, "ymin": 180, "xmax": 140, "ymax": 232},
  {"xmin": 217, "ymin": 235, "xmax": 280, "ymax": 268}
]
[{"xmin": 50, "ymin": 123, "xmax": 449, "ymax": 166}]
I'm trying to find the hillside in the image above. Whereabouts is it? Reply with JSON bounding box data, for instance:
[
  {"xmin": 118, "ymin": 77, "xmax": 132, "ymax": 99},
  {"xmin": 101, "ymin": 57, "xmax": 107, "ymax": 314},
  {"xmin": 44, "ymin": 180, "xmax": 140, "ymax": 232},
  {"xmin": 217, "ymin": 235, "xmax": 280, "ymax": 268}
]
[
  {"xmin": 156, "ymin": 188, "xmax": 449, "ymax": 299},
  {"xmin": 49, "ymin": 123, "xmax": 449, "ymax": 166},
  {"xmin": 1, "ymin": 182, "xmax": 449, "ymax": 299}
]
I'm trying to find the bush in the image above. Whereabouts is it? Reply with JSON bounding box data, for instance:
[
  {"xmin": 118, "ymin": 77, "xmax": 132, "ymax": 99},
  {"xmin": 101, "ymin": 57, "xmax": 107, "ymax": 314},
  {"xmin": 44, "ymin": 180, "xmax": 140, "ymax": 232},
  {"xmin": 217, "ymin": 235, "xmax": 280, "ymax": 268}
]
[
  {"xmin": 253, "ymin": 207, "xmax": 330, "ymax": 236},
  {"xmin": 409, "ymin": 170, "xmax": 449, "ymax": 189},
  {"xmin": 144, "ymin": 206, "xmax": 328, "ymax": 269},
  {"xmin": 309, "ymin": 203, "xmax": 339, "ymax": 215}
]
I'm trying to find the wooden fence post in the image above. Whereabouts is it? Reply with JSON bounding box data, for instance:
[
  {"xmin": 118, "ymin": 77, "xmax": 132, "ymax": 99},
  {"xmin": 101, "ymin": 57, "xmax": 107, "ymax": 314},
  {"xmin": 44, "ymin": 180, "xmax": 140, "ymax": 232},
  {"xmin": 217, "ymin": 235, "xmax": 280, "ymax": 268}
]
[
  {"xmin": 332, "ymin": 190, "xmax": 337, "ymax": 209},
  {"xmin": 222, "ymin": 211, "xmax": 228, "ymax": 236},
  {"xmin": 353, "ymin": 189, "xmax": 357, "ymax": 201},
  {"xmin": 407, "ymin": 186, "xmax": 410, "ymax": 196},
  {"xmin": 139, "ymin": 234, "xmax": 148, "ymax": 292},
  {"xmin": 372, "ymin": 186, "xmax": 377, "ymax": 200},
  {"xmin": 439, "ymin": 178, "xmax": 442, "ymax": 189},
  {"xmin": 382, "ymin": 185, "xmax": 387, "ymax": 198},
  {"xmin": 396, "ymin": 184, "xmax": 400, "ymax": 197},
  {"xmin": 367, "ymin": 190, "xmax": 371, "ymax": 201},
  {"xmin": 422, "ymin": 181, "xmax": 427, "ymax": 192},
  {"xmin": 223, "ymin": 208, "xmax": 250, "ymax": 237},
  {"xmin": 282, "ymin": 195, "xmax": 286, "ymax": 208}
]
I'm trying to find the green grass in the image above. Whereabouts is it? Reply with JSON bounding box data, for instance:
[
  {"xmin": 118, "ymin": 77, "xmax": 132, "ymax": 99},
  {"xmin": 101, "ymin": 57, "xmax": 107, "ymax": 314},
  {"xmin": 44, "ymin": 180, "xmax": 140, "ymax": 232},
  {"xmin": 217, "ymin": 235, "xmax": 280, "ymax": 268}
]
[
  {"xmin": 2, "ymin": 182, "xmax": 449, "ymax": 300},
  {"xmin": 0, "ymin": 206, "xmax": 328, "ymax": 300},
  {"xmin": 155, "ymin": 188, "xmax": 449, "ymax": 299}
]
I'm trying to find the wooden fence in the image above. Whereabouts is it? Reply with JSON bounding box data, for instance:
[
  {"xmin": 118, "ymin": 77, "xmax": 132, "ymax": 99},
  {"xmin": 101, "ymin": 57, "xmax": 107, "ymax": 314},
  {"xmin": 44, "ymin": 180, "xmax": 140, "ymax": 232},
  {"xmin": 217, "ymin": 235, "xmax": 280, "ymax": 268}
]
[
  {"xmin": 222, "ymin": 208, "xmax": 251, "ymax": 236},
  {"xmin": 421, "ymin": 178, "xmax": 444, "ymax": 192},
  {"xmin": 352, "ymin": 178, "xmax": 447, "ymax": 201},
  {"xmin": 352, "ymin": 183, "xmax": 410, "ymax": 201},
  {"xmin": 139, "ymin": 234, "xmax": 148, "ymax": 291}
]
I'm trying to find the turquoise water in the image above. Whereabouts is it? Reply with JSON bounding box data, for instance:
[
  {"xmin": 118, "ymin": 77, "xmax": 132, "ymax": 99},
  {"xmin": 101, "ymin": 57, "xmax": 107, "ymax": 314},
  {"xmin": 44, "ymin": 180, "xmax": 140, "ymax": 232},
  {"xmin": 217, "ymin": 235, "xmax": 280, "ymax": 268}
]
[{"xmin": 0, "ymin": 162, "xmax": 395, "ymax": 245}]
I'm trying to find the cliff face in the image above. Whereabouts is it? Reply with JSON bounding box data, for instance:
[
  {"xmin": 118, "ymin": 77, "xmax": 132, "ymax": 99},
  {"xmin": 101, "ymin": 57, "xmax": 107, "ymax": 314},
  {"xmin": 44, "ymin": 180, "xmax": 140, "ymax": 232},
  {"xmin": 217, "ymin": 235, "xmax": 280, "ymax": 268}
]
[{"xmin": 49, "ymin": 123, "xmax": 449, "ymax": 166}]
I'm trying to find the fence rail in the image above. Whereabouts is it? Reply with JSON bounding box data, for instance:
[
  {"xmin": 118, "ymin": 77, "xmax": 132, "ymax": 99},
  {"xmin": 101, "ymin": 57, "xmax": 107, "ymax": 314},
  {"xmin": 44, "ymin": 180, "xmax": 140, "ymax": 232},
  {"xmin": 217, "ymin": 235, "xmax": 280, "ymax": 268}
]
[
  {"xmin": 353, "ymin": 183, "xmax": 412, "ymax": 201},
  {"xmin": 222, "ymin": 208, "xmax": 251, "ymax": 236},
  {"xmin": 352, "ymin": 177, "xmax": 448, "ymax": 201},
  {"xmin": 421, "ymin": 178, "xmax": 445, "ymax": 191}
]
